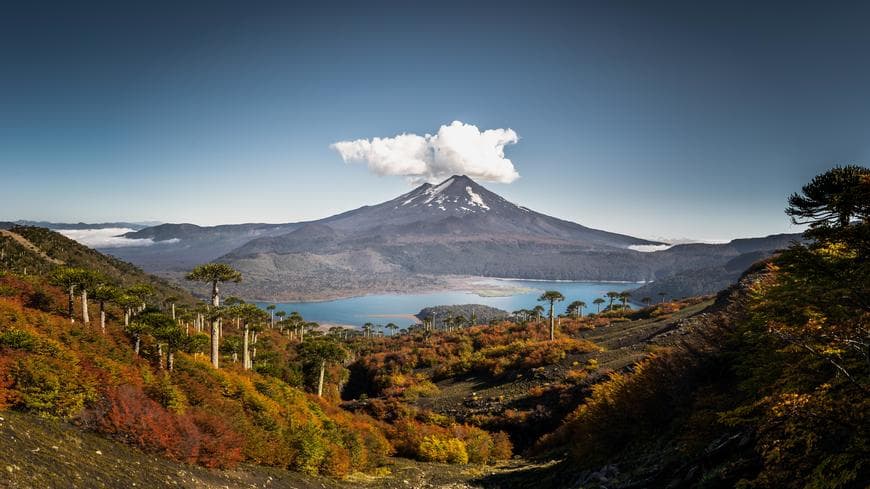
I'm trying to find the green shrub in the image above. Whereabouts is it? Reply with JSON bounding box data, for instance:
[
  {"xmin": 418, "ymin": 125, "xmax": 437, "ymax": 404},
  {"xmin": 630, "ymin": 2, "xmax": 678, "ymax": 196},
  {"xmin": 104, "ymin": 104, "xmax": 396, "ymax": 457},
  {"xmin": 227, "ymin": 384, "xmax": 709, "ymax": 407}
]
[
  {"xmin": 11, "ymin": 355, "xmax": 94, "ymax": 418},
  {"xmin": 0, "ymin": 328, "xmax": 37, "ymax": 351}
]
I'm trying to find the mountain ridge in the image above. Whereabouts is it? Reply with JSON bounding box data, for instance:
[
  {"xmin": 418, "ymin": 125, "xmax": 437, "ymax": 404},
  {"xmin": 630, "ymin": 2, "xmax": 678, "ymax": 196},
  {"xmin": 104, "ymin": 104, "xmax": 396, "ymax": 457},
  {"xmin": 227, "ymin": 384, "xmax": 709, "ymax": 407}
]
[{"xmin": 94, "ymin": 176, "xmax": 799, "ymax": 301}]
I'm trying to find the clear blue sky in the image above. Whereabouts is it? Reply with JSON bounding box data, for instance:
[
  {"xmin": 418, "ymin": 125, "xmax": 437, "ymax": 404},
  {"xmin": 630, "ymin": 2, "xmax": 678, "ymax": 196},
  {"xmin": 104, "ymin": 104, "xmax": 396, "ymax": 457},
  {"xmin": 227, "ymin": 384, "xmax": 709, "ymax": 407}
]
[{"xmin": 2, "ymin": 1, "xmax": 869, "ymax": 240}]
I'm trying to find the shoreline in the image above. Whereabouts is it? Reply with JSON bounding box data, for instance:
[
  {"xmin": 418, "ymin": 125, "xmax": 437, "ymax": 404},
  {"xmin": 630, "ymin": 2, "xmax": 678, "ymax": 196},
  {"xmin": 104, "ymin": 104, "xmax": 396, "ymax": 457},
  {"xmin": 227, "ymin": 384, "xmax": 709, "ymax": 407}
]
[{"xmin": 245, "ymin": 275, "xmax": 647, "ymax": 304}]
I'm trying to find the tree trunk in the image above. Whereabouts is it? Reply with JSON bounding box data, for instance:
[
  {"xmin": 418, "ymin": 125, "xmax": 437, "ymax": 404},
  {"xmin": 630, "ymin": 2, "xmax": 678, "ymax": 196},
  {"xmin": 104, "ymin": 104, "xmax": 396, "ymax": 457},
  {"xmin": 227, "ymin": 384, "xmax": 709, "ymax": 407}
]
[
  {"xmin": 317, "ymin": 360, "xmax": 326, "ymax": 397},
  {"xmin": 134, "ymin": 335, "xmax": 140, "ymax": 355},
  {"xmin": 549, "ymin": 302, "xmax": 555, "ymax": 341},
  {"xmin": 125, "ymin": 310, "xmax": 130, "ymax": 327},
  {"xmin": 158, "ymin": 344, "xmax": 164, "ymax": 369},
  {"xmin": 68, "ymin": 286, "xmax": 75, "ymax": 323},
  {"xmin": 168, "ymin": 351, "xmax": 174, "ymax": 371},
  {"xmin": 243, "ymin": 325, "xmax": 250, "ymax": 370},
  {"xmin": 171, "ymin": 303, "xmax": 175, "ymax": 320},
  {"xmin": 210, "ymin": 320, "xmax": 220, "ymax": 369},
  {"xmin": 100, "ymin": 309, "xmax": 106, "ymax": 334},
  {"xmin": 211, "ymin": 281, "xmax": 220, "ymax": 307}
]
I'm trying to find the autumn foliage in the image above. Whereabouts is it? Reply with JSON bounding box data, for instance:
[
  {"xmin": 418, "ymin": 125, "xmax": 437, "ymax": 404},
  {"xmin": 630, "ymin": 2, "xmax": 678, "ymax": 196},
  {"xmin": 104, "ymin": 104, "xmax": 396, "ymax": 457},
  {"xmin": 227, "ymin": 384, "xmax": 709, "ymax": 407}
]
[{"xmin": 0, "ymin": 274, "xmax": 392, "ymax": 476}]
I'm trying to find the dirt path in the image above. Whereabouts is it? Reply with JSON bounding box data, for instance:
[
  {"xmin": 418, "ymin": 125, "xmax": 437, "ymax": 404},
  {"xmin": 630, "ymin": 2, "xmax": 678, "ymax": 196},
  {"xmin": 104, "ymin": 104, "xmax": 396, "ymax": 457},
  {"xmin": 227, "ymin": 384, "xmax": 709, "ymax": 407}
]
[{"xmin": 0, "ymin": 229, "xmax": 64, "ymax": 265}]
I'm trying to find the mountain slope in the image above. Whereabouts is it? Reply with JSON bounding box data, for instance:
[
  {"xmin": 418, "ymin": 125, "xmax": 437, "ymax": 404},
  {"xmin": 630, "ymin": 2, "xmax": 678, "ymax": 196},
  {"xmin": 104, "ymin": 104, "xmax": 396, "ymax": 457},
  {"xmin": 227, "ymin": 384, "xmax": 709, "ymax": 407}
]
[
  {"xmin": 98, "ymin": 176, "xmax": 797, "ymax": 301},
  {"xmin": 0, "ymin": 226, "xmax": 195, "ymax": 304}
]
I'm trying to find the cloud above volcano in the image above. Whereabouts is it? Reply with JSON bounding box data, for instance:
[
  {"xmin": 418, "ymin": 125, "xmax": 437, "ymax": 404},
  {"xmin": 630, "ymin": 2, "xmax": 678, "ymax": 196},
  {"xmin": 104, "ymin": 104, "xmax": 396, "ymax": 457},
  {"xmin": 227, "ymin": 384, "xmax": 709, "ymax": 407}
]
[{"xmin": 331, "ymin": 121, "xmax": 520, "ymax": 184}]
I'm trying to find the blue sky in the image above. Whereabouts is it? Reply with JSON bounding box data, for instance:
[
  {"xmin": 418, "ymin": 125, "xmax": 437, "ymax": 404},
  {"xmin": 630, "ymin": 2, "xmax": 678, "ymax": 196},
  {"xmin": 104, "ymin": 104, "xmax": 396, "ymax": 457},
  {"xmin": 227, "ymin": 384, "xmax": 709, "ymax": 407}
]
[{"xmin": 2, "ymin": 1, "xmax": 869, "ymax": 240}]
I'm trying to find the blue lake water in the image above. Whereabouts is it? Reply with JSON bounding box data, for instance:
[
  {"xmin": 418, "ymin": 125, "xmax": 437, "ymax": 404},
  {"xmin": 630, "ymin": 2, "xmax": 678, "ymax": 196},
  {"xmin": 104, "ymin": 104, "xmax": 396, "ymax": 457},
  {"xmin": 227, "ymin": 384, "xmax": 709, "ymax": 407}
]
[{"xmin": 260, "ymin": 279, "xmax": 640, "ymax": 328}]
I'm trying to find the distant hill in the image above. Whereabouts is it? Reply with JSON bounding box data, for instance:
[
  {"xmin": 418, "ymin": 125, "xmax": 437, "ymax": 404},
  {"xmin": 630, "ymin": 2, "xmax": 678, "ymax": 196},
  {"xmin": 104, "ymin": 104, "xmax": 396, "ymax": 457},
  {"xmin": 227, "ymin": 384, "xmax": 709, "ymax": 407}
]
[
  {"xmin": 630, "ymin": 234, "xmax": 802, "ymax": 300},
  {"xmin": 0, "ymin": 226, "xmax": 194, "ymax": 304},
  {"xmin": 416, "ymin": 304, "xmax": 509, "ymax": 327},
  {"xmin": 7, "ymin": 220, "xmax": 159, "ymax": 230},
  {"xmin": 115, "ymin": 222, "xmax": 301, "ymax": 270}
]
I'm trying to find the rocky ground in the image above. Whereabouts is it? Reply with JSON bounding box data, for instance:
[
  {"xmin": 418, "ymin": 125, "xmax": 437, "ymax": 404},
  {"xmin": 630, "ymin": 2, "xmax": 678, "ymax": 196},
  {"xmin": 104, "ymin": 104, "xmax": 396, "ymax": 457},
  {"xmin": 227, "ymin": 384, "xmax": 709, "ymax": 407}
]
[{"xmin": 0, "ymin": 410, "xmax": 547, "ymax": 489}]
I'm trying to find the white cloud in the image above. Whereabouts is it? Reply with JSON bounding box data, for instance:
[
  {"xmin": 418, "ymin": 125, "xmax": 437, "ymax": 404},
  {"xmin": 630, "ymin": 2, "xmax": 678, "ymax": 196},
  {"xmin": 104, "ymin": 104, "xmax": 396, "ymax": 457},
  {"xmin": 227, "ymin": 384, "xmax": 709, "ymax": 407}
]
[
  {"xmin": 57, "ymin": 228, "xmax": 178, "ymax": 248},
  {"xmin": 331, "ymin": 121, "xmax": 520, "ymax": 184},
  {"xmin": 628, "ymin": 244, "xmax": 675, "ymax": 253},
  {"xmin": 629, "ymin": 237, "xmax": 733, "ymax": 252}
]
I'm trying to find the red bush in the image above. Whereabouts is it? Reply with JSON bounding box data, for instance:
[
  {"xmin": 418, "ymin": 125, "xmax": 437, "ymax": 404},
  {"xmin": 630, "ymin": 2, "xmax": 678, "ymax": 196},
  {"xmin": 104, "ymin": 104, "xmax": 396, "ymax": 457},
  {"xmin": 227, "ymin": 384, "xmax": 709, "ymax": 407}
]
[{"xmin": 81, "ymin": 384, "xmax": 243, "ymax": 468}]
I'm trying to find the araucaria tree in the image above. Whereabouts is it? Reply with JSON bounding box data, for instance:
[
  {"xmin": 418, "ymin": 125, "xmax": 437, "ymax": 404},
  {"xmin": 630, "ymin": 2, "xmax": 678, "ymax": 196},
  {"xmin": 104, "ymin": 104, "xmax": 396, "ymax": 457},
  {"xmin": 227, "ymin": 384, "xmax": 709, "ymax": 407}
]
[
  {"xmin": 50, "ymin": 267, "xmax": 86, "ymax": 323},
  {"xmin": 538, "ymin": 290, "xmax": 565, "ymax": 341},
  {"xmin": 76, "ymin": 270, "xmax": 101, "ymax": 325},
  {"xmin": 230, "ymin": 303, "xmax": 267, "ymax": 370},
  {"xmin": 567, "ymin": 300, "xmax": 586, "ymax": 318},
  {"xmin": 593, "ymin": 297, "xmax": 605, "ymax": 313},
  {"xmin": 151, "ymin": 314, "xmax": 185, "ymax": 371},
  {"xmin": 90, "ymin": 284, "xmax": 119, "ymax": 334},
  {"xmin": 299, "ymin": 338, "xmax": 348, "ymax": 397},
  {"xmin": 786, "ymin": 164, "xmax": 870, "ymax": 237},
  {"xmin": 186, "ymin": 263, "xmax": 242, "ymax": 369}
]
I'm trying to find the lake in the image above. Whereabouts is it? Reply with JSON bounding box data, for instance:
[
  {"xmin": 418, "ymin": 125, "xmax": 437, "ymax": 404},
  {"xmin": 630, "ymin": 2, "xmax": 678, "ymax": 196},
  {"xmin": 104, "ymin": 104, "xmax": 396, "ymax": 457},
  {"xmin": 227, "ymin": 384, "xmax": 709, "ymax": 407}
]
[{"xmin": 259, "ymin": 279, "xmax": 641, "ymax": 328}]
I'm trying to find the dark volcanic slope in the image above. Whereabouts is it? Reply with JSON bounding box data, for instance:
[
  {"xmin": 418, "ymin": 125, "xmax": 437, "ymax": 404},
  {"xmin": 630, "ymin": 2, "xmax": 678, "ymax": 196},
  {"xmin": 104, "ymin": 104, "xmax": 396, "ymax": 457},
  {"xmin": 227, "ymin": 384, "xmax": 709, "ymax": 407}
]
[
  {"xmin": 227, "ymin": 175, "xmax": 660, "ymax": 257},
  {"xmin": 321, "ymin": 175, "xmax": 659, "ymax": 248}
]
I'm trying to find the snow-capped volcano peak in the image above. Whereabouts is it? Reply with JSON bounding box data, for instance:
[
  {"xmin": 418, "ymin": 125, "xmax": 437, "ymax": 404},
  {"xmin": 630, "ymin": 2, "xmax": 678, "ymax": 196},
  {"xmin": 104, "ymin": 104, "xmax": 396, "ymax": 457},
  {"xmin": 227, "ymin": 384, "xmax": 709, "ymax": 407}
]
[{"xmin": 394, "ymin": 175, "xmax": 496, "ymax": 213}]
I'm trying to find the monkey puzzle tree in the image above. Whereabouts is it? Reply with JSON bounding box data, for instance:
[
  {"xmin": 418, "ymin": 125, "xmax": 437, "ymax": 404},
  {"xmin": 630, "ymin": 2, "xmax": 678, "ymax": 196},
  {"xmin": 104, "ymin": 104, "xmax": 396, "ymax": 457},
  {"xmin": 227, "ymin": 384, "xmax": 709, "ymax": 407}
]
[
  {"xmin": 593, "ymin": 297, "xmax": 606, "ymax": 313},
  {"xmin": 163, "ymin": 295, "xmax": 179, "ymax": 320},
  {"xmin": 532, "ymin": 305, "xmax": 545, "ymax": 322},
  {"xmin": 90, "ymin": 284, "xmax": 119, "ymax": 334},
  {"xmin": 230, "ymin": 303, "xmax": 268, "ymax": 370},
  {"xmin": 152, "ymin": 315, "xmax": 185, "ymax": 371},
  {"xmin": 50, "ymin": 266, "xmax": 89, "ymax": 323},
  {"xmin": 538, "ymin": 290, "xmax": 565, "ymax": 341},
  {"xmin": 125, "ymin": 284, "xmax": 155, "ymax": 314},
  {"xmin": 114, "ymin": 293, "xmax": 141, "ymax": 327},
  {"xmin": 618, "ymin": 291, "xmax": 631, "ymax": 310},
  {"xmin": 275, "ymin": 310, "xmax": 286, "ymax": 333},
  {"xmin": 606, "ymin": 291, "xmax": 620, "ymax": 310},
  {"xmin": 185, "ymin": 332, "xmax": 210, "ymax": 359},
  {"xmin": 221, "ymin": 336, "xmax": 243, "ymax": 363},
  {"xmin": 185, "ymin": 263, "xmax": 242, "ymax": 369},
  {"xmin": 567, "ymin": 300, "xmax": 586, "ymax": 318},
  {"xmin": 266, "ymin": 304, "xmax": 276, "ymax": 328},
  {"xmin": 786, "ymin": 165, "xmax": 870, "ymax": 239},
  {"xmin": 71, "ymin": 269, "xmax": 102, "ymax": 325},
  {"xmin": 385, "ymin": 322, "xmax": 398, "ymax": 337},
  {"xmin": 127, "ymin": 310, "xmax": 171, "ymax": 356},
  {"xmin": 298, "ymin": 338, "xmax": 348, "ymax": 397}
]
